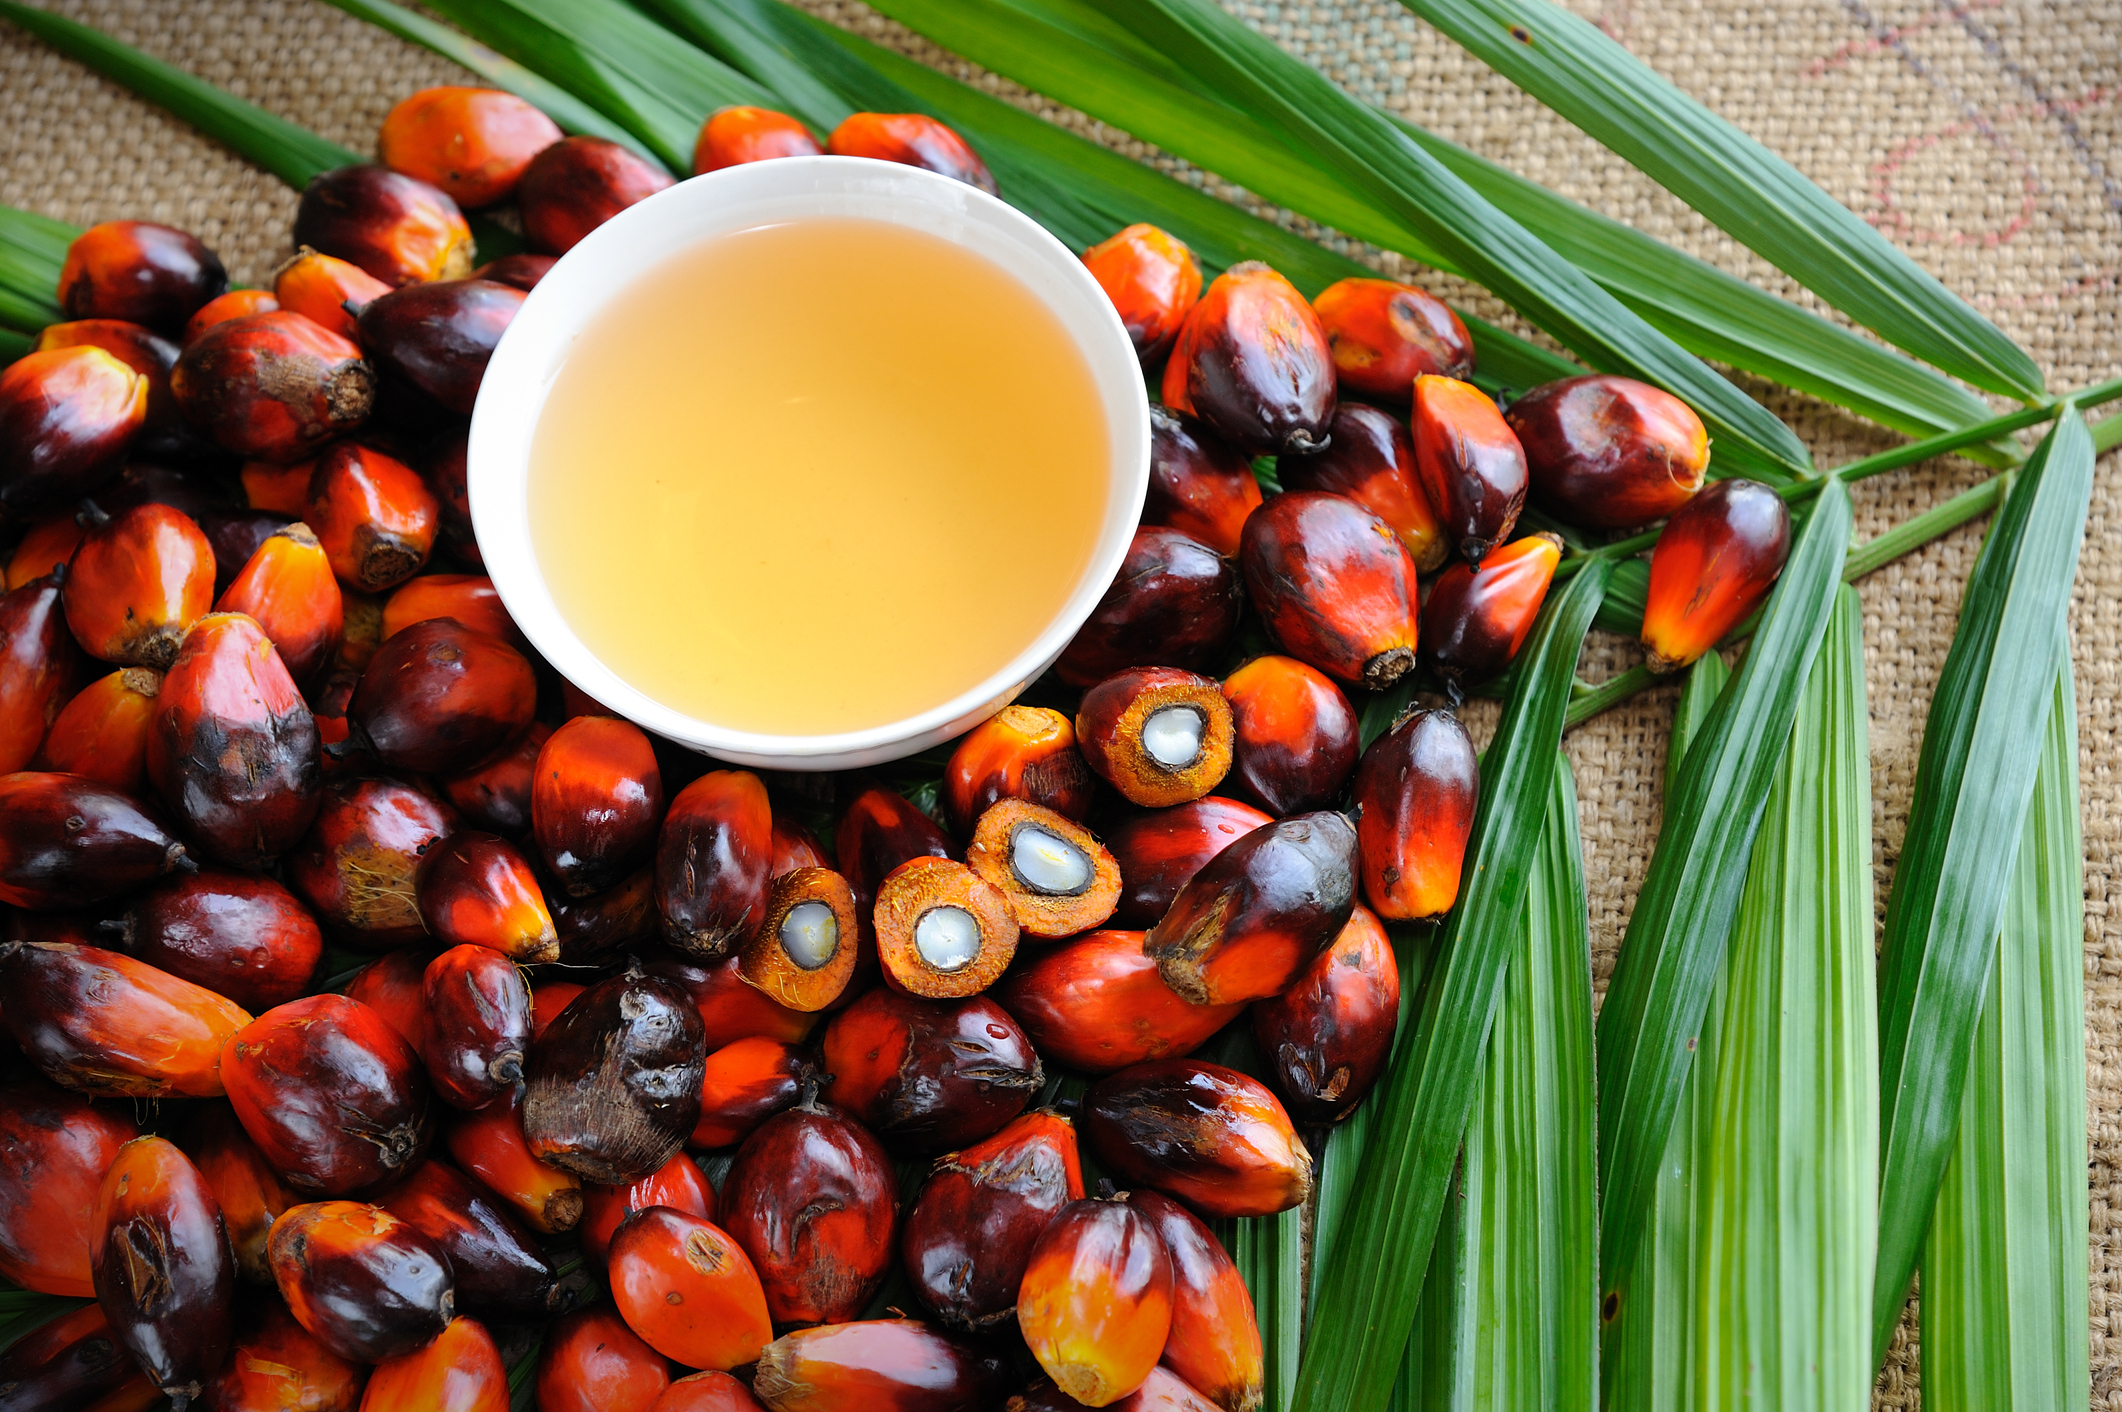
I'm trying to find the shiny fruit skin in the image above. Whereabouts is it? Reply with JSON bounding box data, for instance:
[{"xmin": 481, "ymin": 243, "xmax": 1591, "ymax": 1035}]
[
  {"xmin": 0, "ymin": 1080, "xmax": 138, "ymax": 1294},
  {"xmin": 535, "ymin": 714, "xmax": 664, "ymax": 897},
  {"xmin": 995, "ymin": 929, "xmax": 1243, "ymax": 1075},
  {"xmin": 720, "ymin": 1099, "xmax": 898, "ymax": 1324},
  {"xmin": 1507, "ymin": 374, "xmax": 1710, "ymax": 530},
  {"xmin": 181, "ymin": 1102, "xmax": 291, "ymax": 1286},
  {"xmin": 1252, "ymin": 904, "xmax": 1401, "ymax": 1125},
  {"xmin": 522, "ymin": 971, "xmax": 706, "ymax": 1183},
  {"xmin": 202, "ymin": 1300, "xmax": 367, "ymax": 1412},
  {"xmin": 551, "ymin": 864, "xmax": 659, "ymax": 969},
  {"xmin": 1641, "ymin": 476, "xmax": 1792, "ymax": 672},
  {"xmin": 646, "ymin": 953, "xmax": 817, "ymax": 1048},
  {"xmin": 1074, "ymin": 666, "xmax": 1235, "ymax": 810},
  {"xmin": 271, "ymin": 250, "xmax": 393, "ymax": 344},
  {"xmin": 215, "ymin": 522, "xmax": 344, "ymax": 685},
  {"xmin": 64, "ymin": 502, "xmax": 214, "ymax": 671},
  {"xmin": 381, "ymin": 572, "xmax": 516, "ymax": 645},
  {"xmin": 267, "ymin": 1200, "xmax": 455, "ymax": 1363},
  {"xmin": 289, "ymin": 776, "xmax": 458, "ymax": 949},
  {"xmin": 535, "ymin": 1307, "xmax": 671, "ymax": 1412},
  {"xmin": 750, "ymin": 1319, "xmax": 1010, "ymax": 1412},
  {"xmin": 184, "ymin": 288, "xmax": 280, "ymax": 344},
  {"xmin": 1083, "ymin": 224, "xmax": 1202, "ymax": 364},
  {"xmin": 1310, "ymin": 276, "xmax": 1472, "ymax": 400},
  {"xmin": 1419, "ymin": 532, "xmax": 1562, "ymax": 691},
  {"xmin": 378, "ymin": 1158, "xmax": 559, "ymax": 1319},
  {"xmin": 1162, "ymin": 262, "xmax": 1334, "ymax": 457},
  {"xmin": 31, "ymin": 320, "xmax": 185, "ymax": 454},
  {"xmin": 1131, "ymin": 1190, "xmax": 1263, "ymax": 1412},
  {"xmin": 421, "ymin": 943, "xmax": 534, "ymax": 1111},
  {"xmin": 5, "ymin": 515, "xmax": 86, "ymax": 591},
  {"xmin": 222, "ymin": 994, "xmax": 431, "ymax": 1196},
  {"xmin": 472, "ymin": 251, "xmax": 557, "ymax": 290},
  {"xmin": 421, "ymin": 428, "xmax": 481, "ymax": 566},
  {"xmin": 0, "ymin": 941, "xmax": 250, "ymax": 1098},
  {"xmin": 1017, "ymin": 1195, "xmax": 1173, "ymax": 1408},
  {"xmin": 1351, "ymin": 708, "xmax": 1479, "ymax": 921},
  {"xmin": 1081, "ymin": 1059, "xmax": 1313, "ymax": 1218},
  {"xmin": 380, "ymin": 86, "xmax": 563, "ymax": 208},
  {"xmin": 693, "ymin": 106, "xmax": 821, "ymax": 173},
  {"xmin": 305, "ymin": 442, "xmax": 440, "ymax": 593},
  {"xmin": 656, "ymin": 769, "xmax": 772, "ymax": 957},
  {"xmin": 293, "ymin": 164, "xmax": 474, "ymax": 287},
  {"xmin": 359, "ymin": 1314, "xmax": 507, "ymax": 1412},
  {"xmin": 579, "ymin": 1149, "xmax": 717, "ymax": 1272},
  {"xmin": 355, "ymin": 277, "xmax": 525, "ymax": 415},
  {"xmin": 826, "ymin": 113, "xmax": 995, "ymax": 192},
  {"xmin": 170, "ymin": 311, "xmax": 374, "ymax": 464},
  {"xmin": 1054, "ymin": 526, "xmax": 1243, "ymax": 687},
  {"xmin": 91, "ymin": 1137, "xmax": 234, "ymax": 1403},
  {"xmin": 1140, "ymin": 407, "xmax": 1262, "ymax": 558},
  {"xmin": 0, "ymin": 771, "xmax": 190, "ymax": 910},
  {"xmin": 607, "ymin": 1206, "xmax": 774, "ymax": 1371},
  {"xmin": 531, "ymin": 980, "xmax": 586, "ymax": 1040},
  {"xmin": 107, "ymin": 867, "xmax": 323, "ymax": 1013},
  {"xmin": 821, "ymin": 988, "xmax": 1042, "ymax": 1153},
  {"xmin": 1277, "ymin": 402, "xmax": 1447, "ymax": 572},
  {"xmin": 689, "ymin": 1035, "xmax": 809, "ymax": 1149},
  {"xmin": 1238, "ymin": 490, "xmax": 1420, "ymax": 691},
  {"xmin": 0, "ymin": 1303, "xmax": 146, "ymax": 1412},
  {"xmin": 836, "ymin": 780, "xmax": 954, "ymax": 914},
  {"xmin": 344, "ymin": 948, "xmax": 433, "ymax": 1056},
  {"xmin": 1105, "ymin": 797, "xmax": 1272, "ymax": 929},
  {"xmin": 769, "ymin": 816, "xmax": 831, "ymax": 874},
  {"xmin": 518, "ymin": 137, "xmax": 675, "ymax": 255},
  {"xmin": 1220, "ymin": 655, "xmax": 1359, "ymax": 816},
  {"xmin": 59, "ymin": 222, "xmax": 226, "ymax": 333},
  {"xmin": 415, "ymin": 830, "xmax": 559, "ymax": 964},
  {"xmin": 652, "ymin": 1372, "xmax": 767, "ymax": 1412},
  {"xmin": 0, "ymin": 569, "xmax": 83, "ymax": 773},
  {"xmin": 441, "ymin": 720, "xmax": 548, "ymax": 836},
  {"xmin": 443, "ymin": 1086, "xmax": 584, "ymax": 1234},
  {"xmin": 346, "ymin": 616, "xmax": 535, "ymax": 772},
  {"xmin": 942, "ymin": 705, "xmax": 1094, "ymax": 837},
  {"xmin": 1411, "ymin": 373, "xmax": 1527, "ymax": 565},
  {"xmin": 0, "ymin": 347, "xmax": 147, "ymax": 513},
  {"xmin": 902, "ymin": 1109, "xmax": 1084, "ymax": 1331}
]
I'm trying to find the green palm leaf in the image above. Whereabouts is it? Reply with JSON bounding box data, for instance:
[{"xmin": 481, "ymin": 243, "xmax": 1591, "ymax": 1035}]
[{"xmin": 0, "ymin": 204, "xmax": 69, "ymax": 331}]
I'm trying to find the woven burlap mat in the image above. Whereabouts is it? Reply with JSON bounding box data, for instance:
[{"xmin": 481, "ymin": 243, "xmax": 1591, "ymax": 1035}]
[{"xmin": 3, "ymin": 0, "xmax": 2118, "ymax": 1403}]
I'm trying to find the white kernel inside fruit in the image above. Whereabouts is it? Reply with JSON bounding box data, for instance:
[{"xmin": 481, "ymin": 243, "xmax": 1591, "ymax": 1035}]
[
  {"xmin": 1141, "ymin": 705, "xmax": 1206, "ymax": 768},
  {"xmin": 1012, "ymin": 826, "xmax": 1091, "ymax": 894},
  {"xmin": 779, "ymin": 900, "xmax": 839, "ymax": 970},
  {"xmin": 914, "ymin": 905, "xmax": 981, "ymax": 972}
]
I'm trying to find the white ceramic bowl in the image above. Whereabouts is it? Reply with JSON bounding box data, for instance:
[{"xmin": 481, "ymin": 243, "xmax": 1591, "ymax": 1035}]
[{"xmin": 469, "ymin": 156, "xmax": 1150, "ymax": 772}]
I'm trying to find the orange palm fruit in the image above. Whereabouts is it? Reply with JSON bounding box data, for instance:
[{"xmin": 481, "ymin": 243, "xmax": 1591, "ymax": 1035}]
[
  {"xmin": 1252, "ymin": 904, "xmax": 1399, "ymax": 1127},
  {"xmin": 1104, "ymin": 796, "xmax": 1272, "ymax": 928},
  {"xmin": 942, "ymin": 704, "xmax": 1094, "ymax": 837},
  {"xmin": 518, "ymin": 136, "xmax": 675, "ymax": 255},
  {"xmin": 1220, "ymin": 654, "xmax": 1359, "ymax": 816},
  {"xmin": 1054, "ymin": 525, "xmax": 1242, "ymax": 687},
  {"xmin": 32, "ymin": 319, "xmax": 184, "ymax": 450},
  {"xmin": 535, "ymin": 1306, "xmax": 671, "ymax": 1412},
  {"xmin": 444, "ymin": 1086, "xmax": 584, "ymax": 1233},
  {"xmin": 689, "ymin": 1035, "xmax": 810, "ymax": 1149},
  {"xmin": 534, "ymin": 714, "xmax": 664, "ymax": 897},
  {"xmin": 202, "ymin": 509, "xmax": 297, "ymax": 593},
  {"xmin": 344, "ymin": 949, "xmax": 434, "ymax": 1055},
  {"xmin": 294, "ymin": 164, "xmax": 474, "ymax": 286},
  {"xmin": 344, "ymin": 616, "xmax": 535, "ymax": 772},
  {"xmin": 359, "ymin": 1315, "xmax": 507, "ymax": 1412},
  {"xmin": 1082, "ymin": 224, "xmax": 1202, "ymax": 363},
  {"xmin": 523, "ymin": 971, "xmax": 706, "ymax": 1183},
  {"xmin": 1082, "ymin": 1059, "xmax": 1313, "ymax": 1218},
  {"xmin": 964, "ymin": 798, "xmax": 1121, "ymax": 939},
  {"xmin": 720, "ymin": 1092, "xmax": 897, "ymax": 1323},
  {"xmin": 820, "ymin": 988, "xmax": 1041, "ymax": 1153},
  {"xmin": 64, "ymin": 503, "xmax": 214, "ymax": 670},
  {"xmin": 40, "ymin": 668, "xmax": 156, "ymax": 791},
  {"xmin": 5, "ymin": 514, "xmax": 86, "ymax": 589},
  {"xmin": 381, "ymin": 87, "xmax": 563, "ymax": 208},
  {"xmin": 1009, "ymin": 1367, "xmax": 1226, "ymax": 1412},
  {"xmin": 1143, "ymin": 811, "xmax": 1359, "ymax": 1006},
  {"xmin": 1351, "ymin": 706, "xmax": 1478, "ymax": 922},
  {"xmin": 902, "ymin": 1108, "xmax": 1084, "ymax": 1331},
  {"xmin": 1507, "ymin": 373, "xmax": 1710, "ymax": 530},
  {"xmin": 0, "ymin": 347, "xmax": 148, "ymax": 513},
  {"xmin": 214, "ymin": 522, "xmax": 345, "ymax": 684},
  {"xmin": 0, "ymin": 941, "xmax": 249, "ymax": 1097},
  {"xmin": 0, "ymin": 771, "xmax": 191, "ymax": 910},
  {"xmin": 652, "ymin": 1371, "xmax": 767, "ymax": 1412},
  {"xmin": 1075, "ymin": 666, "xmax": 1235, "ymax": 808},
  {"xmin": 182, "ymin": 1102, "xmax": 292, "ymax": 1285},
  {"xmin": 376, "ymin": 1158, "xmax": 561, "ymax": 1319},
  {"xmin": 1419, "ymin": 531, "xmax": 1563, "ymax": 691},
  {"xmin": 59, "ymin": 221, "xmax": 226, "ymax": 332},
  {"xmin": 1140, "ymin": 407, "xmax": 1262, "ymax": 558},
  {"xmin": 334, "ymin": 590, "xmax": 384, "ymax": 673},
  {"xmin": 105, "ymin": 867, "xmax": 323, "ymax": 1013},
  {"xmin": 0, "ymin": 1303, "xmax": 150, "ymax": 1411},
  {"xmin": 382, "ymin": 572, "xmax": 516, "ymax": 644},
  {"xmin": 169, "ymin": 311, "xmax": 374, "ymax": 463},
  {"xmin": 1131, "ymin": 1191, "xmax": 1263, "ymax": 1412},
  {"xmin": 415, "ymin": 831, "xmax": 559, "ymax": 963},
  {"xmin": 827, "ymin": 112, "xmax": 995, "ymax": 192},
  {"xmin": 738, "ymin": 866, "xmax": 859, "ymax": 1011},
  {"xmin": 647, "ymin": 953, "xmax": 817, "ymax": 1048},
  {"xmin": 1017, "ymin": 1189, "xmax": 1174, "ymax": 1407},
  {"xmin": 1411, "ymin": 373, "xmax": 1527, "ymax": 565},
  {"xmin": 531, "ymin": 979, "xmax": 587, "ymax": 1040},
  {"xmin": 1310, "ymin": 276, "xmax": 1473, "ymax": 400},
  {"xmin": 1238, "ymin": 490, "xmax": 1420, "ymax": 690},
  {"xmin": 1162, "ymin": 262, "xmax": 1334, "ymax": 457},
  {"xmin": 693, "ymin": 105, "xmax": 821, "ymax": 173},
  {"xmin": 873, "ymin": 855, "xmax": 1020, "ymax": 998},
  {"xmin": 183, "ymin": 287, "xmax": 278, "ymax": 344},
  {"xmin": 242, "ymin": 457, "xmax": 314, "ymax": 514},
  {"xmin": 289, "ymin": 776, "xmax": 458, "ymax": 949},
  {"xmin": 836, "ymin": 779, "xmax": 954, "ymax": 914},
  {"xmin": 304, "ymin": 442, "xmax": 440, "ymax": 592},
  {"xmin": 267, "ymin": 1200, "xmax": 455, "ymax": 1362},
  {"xmin": 750, "ymin": 1320, "xmax": 1010, "ymax": 1412},
  {"xmin": 578, "ymin": 1149, "xmax": 717, "ymax": 1272},
  {"xmin": 204, "ymin": 1300, "xmax": 367, "ymax": 1412},
  {"xmin": 0, "ymin": 1080, "xmax": 138, "ymax": 1294},
  {"xmin": 1641, "ymin": 477, "xmax": 1792, "ymax": 672},
  {"xmin": 607, "ymin": 1206, "xmax": 774, "ymax": 1370},
  {"xmin": 273, "ymin": 249, "xmax": 394, "ymax": 344},
  {"xmin": 656, "ymin": 769, "xmax": 772, "ymax": 957},
  {"xmin": 442, "ymin": 720, "xmax": 548, "ymax": 836},
  {"xmin": 0, "ymin": 568, "xmax": 80, "ymax": 773},
  {"xmin": 1278, "ymin": 402, "xmax": 1447, "ymax": 571},
  {"xmin": 551, "ymin": 864, "xmax": 659, "ymax": 968},
  {"xmin": 995, "ymin": 929, "xmax": 1243, "ymax": 1074},
  {"xmin": 89, "ymin": 1136, "xmax": 235, "ymax": 1407},
  {"xmin": 356, "ymin": 277, "xmax": 525, "ymax": 415},
  {"xmin": 421, "ymin": 943, "xmax": 534, "ymax": 1110}
]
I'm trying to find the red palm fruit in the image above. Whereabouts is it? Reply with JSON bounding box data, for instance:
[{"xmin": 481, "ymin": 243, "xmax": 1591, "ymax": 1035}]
[
  {"xmin": 1076, "ymin": 666, "xmax": 1235, "ymax": 809},
  {"xmin": 471, "ymin": 252, "xmax": 556, "ymax": 291},
  {"xmin": 995, "ymin": 929, "xmax": 1243, "ymax": 1074},
  {"xmin": 647, "ymin": 954, "xmax": 817, "ymax": 1047},
  {"xmin": 200, "ymin": 510, "xmax": 294, "ymax": 596},
  {"xmin": 1106, "ymin": 796, "xmax": 1271, "ymax": 929},
  {"xmin": 273, "ymin": 250, "xmax": 394, "ymax": 344},
  {"xmin": 214, "ymin": 523, "xmax": 345, "ymax": 684},
  {"xmin": 536, "ymin": 1307, "xmax": 671, "ymax": 1412},
  {"xmin": 1277, "ymin": 402, "xmax": 1447, "ymax": 572},
  {"xmin": 1129, "ymin": 1192, "xmax": 1263, "ymax": 1412},
  {"xmin": 518, "ymin": 137, "xmax": 676, "ymax": 255},
  {"xmin": 376, "ymin": 1159, "xmax": 559, "ymax": 1318},
  {"xmin": 1310, "ymin": 276, "xmax": 1473, "ymax": 400},
  {"xmin": 64, "ymin": 503, "xmax": 214, "ymax": 670},
  {"xmin": 826, "ymin": 113, "xmax": 996, "ymax": 193},
  {"xmin": 421, "ymin": 943, "xmax": 534, "ymax": 1110},
  {"xmin": 416, "ymin": 832, "xmax": 558, "ymax": 963},
  {"xmin": 821, "ymin": 988, "xmax": 1041, "ymax": 1153},
  {"xmin": 1018, "ymin": 1191, "xmax": 1173, "ymax": 1407},
  {"xmin": 690, "ymin": 1036, "xmax": 809, "ymax": 1149},
  {"xmin": 693, "ymin": 105, "xmax": 821, "ymax": 173},
  {"xmin": 1411, "ymin": 373, "xmax": 1528, "ymax": 565},
  {"xmin": 0, "ymin": 1303, "xmax": 143, "ymax": 1412},
  {"xmin": 305, "ymin": 442, "xmax": 440, "ymax": 591},
  {"xmin": 657, "ymin": 769, "xmax": 772, "ymax": 957},
  {"xmin": 653, "ymin": 1372, "xmax": 766, "ymax": 1412},
  {"xmin": 0, "ymin": 570, "xmax": 80, "ymax": 773},
  {"xmin": 1641, "ymin": 476, "xmax": 1792, "ymax": 672},
  {"xmin": 561, "ymin": 679, "xmax": 612, "ymax": 718},
  {"xmin": 267, "ymin": 1201, "xmax": 455, "ymax": 1362},
  {"xmin": 1006, "ymin": 1370, "xmax": 1230, "ymax": 1412},
  {"xmin": 1220, "ymin": 655, "xmax": 1359, "ymax": 816},
  {"xmin": 903, "ymin": 1109, "xmax": 1084, "ymax": 1331},
  {"xmin": 59, "ymin": 222, "xmax": 226, "ymax": 332},
  {"xmin": 607, "ymin": 1206, "xmax": 774, "ymax": 1370},
  {"xmin": 90, "ymin": 1137, "xmax": 234, "ymax": 1406},
  {"xmin": 442, "ymin": 721, "xmax": 548, "ymax": 836},
  {"xmin": 1084, "ymin": 1060, "xmax": 1312, "ymax": 1217},
  {"xmin": 294, "ymin": 165, "xmax": 475, "ymax": 287},
  {"xmin": 5, "ymin": 515, "xmax": 86, "ymax": 589},
  {"xmin": 0, "ymin": 1080, "xmax": 137, "ymax": 1294},
  {"xmin": 147, "ymin": 612, "xmax": 323, "ymax": 868},
  {"xmin": 345, "ymin": 617, "xmax": 536, "ymax": 772},
  {"xmin": 381, "ymin": 87, "xmax": 563, "ymax": 208},
  {"xmin": 33, "ymin": 320, "xmax": 183, "ymax": 446},
  {"xmin": 873, "ymin": 856, "xmax": 1020, "ymax": 998},
  {"xmin": 1251, "ymin": 904, "xmax": 1399, "ymax": 1128},
  {"xmin": 1419, "ymin": 531, "xmax": 1562, "ymax": 691},
  {"xmin": 1141, "ymin": 407, "xmax": 1261, "ymax": 559},
  {"xmin": 1083, "ymin": 224, "xmax": 1202, "ymax": 363},
  {"xmin": 1054, "ymin": 526, "xmax": 1243, "ymax": 687},
  {"xmin": 965, "ymin": 799, "xmax": 1121, "ymax": 939},
  {"xmin": 170, "ymin": 312, "xmax": 375, "ymax": 464},
  {"xmin": 531, "ymin": 980, "xmax": 587, "ymax": 1040},
  {"xmin": 382, "ymin": 573, "xmax": 515, "ymax": 644},
  {"xmin": 535, "ymin": 715, "xmax": 663, "ymax": 898},
  {"xmin": 345, "ymin": 949, "xmax": 435, "ymax": 1054},
  {"xmin": 552, "ymin": 865, "xmax": 659, "ymax": 968},
  {"xmin": 523, "ymin": 971, "xmax": 706, "ymax": 1183},
  {"xmin": 1507, "ymin": 374, "xmax": 1710, "ymax": 530},
  {"xmin": 0, "ymin": 771, "xmax": 191, "ymax": 909},
  {"xmin": 1352, "ymin": 707, "xmax": 1479, "ymax": 921},
  {"xmin": 578, "ymin": 1149, "xmax": 716, "ymax": 1271},
  {"xmin": 770, "ymin": 815, "xmax": 831, "ymax": 874},
  {"xmin": 222, "ymin": 994, "xmax": 431, "ymax": 1195},
  {"xmin": 942, "ymin": 705, "xmax": 1094, "ymax": 838},
  {"xmin": 1162, "ymin": 263, "xmax": 1334, "ymax": 457},
  {"xmin": 182, "ymin": 1103, "xmax": 291, "ymax": 1285},
  {"xmin": 1239, "ymin": 490, "xmax": 1420, "ymax": 691},
  {"xmin": 183, "ymin": 287, "xmax": 278, "ymax": 344},
  {"xmin": 104, "ymin": 868, "xmax": 322, "ymax": 1013},
  {"xmin": 0, "ymin": 348, "xmax": 147, "ymax": 514},
  {"xmin": 0, "ymin": 942, "xmax": 250, "ymax": 1097},
  {"xmin": 738, "ymin": 867, "xmax": 858, "ymax": 1011},
  {"xmin": 1145, "ymin": 810, "xmax": 1357, "ymax": 1006},
  {"xmin": 203, "ymin": 1300, "xmax": 367, "ymax": 1412},
  {"xmin": 360, "ymin": 1314, "xmax": 506, "ymax": 1412},
  {"xmin": 720, "ymin": 1093, "xmax": 897, "ymax": 1324},
  {"xmin": 290, "ymin": 777, "xmax": 458, "ymax": 948},
  {"xmin": 356, "ymin": 277, "xmax": 525, "ymax": 415},
  {"xmin": 421, "ymin": 428, "xmax": 481, "ymax": 567},
  {"xmin": 751, "ymin": 1320, "xmax": 1010, "ymax": 1412},
  {"xmin": 444, "ymin": 1087, "xmax": 584, "ymax": 1233},
  {"xmin": 243, "ymin": 458, "xmax": 314, "ymax": 514},
  {"xmin": 836, "ymin": 780, "xmax": 955, "ymax": 913}
]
